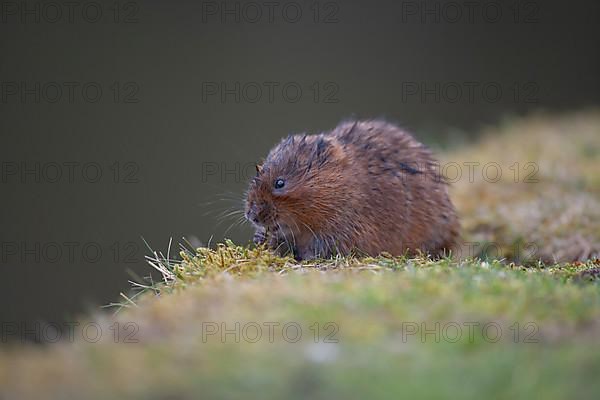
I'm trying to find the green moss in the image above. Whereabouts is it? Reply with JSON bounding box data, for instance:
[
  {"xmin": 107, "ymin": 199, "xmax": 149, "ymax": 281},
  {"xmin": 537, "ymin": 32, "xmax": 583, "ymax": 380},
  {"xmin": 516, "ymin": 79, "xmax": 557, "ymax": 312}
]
[{"xmin": 3, "ymin": 242, "xmax": 600, "ymax": 399}]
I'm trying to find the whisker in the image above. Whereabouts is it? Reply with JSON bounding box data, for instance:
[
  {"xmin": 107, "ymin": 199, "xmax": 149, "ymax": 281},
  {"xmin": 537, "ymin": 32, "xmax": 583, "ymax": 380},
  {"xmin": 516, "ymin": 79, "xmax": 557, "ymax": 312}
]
[
  {"xmin": 276, "ymin": 221, "xmax": 293, "ymax": 255},
  {"xmin": 223, "ymin": 214, "xmax": 250, "ymax": 238}
]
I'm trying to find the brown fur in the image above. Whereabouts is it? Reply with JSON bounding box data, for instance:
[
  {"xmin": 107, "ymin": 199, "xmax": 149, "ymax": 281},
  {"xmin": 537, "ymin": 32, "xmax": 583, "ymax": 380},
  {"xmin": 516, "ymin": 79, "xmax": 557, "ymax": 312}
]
[{"xmin": 245, "ymin": 120, "xmax": 460, "ymax": 260}]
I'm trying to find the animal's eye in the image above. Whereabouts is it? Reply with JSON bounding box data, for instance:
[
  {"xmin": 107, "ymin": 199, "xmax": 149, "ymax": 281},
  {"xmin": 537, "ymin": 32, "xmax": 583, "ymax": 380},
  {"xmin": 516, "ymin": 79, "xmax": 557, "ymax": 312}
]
[{"xmin": 274, "ymin": 178, "xmax": 285, "ymax": 189}]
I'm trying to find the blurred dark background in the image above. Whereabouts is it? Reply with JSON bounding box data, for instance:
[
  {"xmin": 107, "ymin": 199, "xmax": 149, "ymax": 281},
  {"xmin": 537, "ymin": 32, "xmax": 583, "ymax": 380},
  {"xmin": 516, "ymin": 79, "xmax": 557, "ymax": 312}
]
[{"xmin": 1, "ymin": 0, "xmax": 599, "ymax": 335}]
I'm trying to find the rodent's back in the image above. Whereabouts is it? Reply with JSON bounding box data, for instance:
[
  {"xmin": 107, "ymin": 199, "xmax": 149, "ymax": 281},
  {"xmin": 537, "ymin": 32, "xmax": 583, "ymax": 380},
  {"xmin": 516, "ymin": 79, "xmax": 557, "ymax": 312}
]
[
  {"xmin": 328, "ymin": 120, "xmax": 459, "ymax": 256},
  {"xmin": 245, "ymin": 119, "xmax": 459, "ymax": 259}
]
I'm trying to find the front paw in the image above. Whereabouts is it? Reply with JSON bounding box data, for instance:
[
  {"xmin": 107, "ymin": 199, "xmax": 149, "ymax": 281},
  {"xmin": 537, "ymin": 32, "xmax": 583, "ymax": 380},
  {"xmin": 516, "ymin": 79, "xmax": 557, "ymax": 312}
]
[{"xmin": 253, "ymin": 228, "xmax": 267, "ymax": 245}]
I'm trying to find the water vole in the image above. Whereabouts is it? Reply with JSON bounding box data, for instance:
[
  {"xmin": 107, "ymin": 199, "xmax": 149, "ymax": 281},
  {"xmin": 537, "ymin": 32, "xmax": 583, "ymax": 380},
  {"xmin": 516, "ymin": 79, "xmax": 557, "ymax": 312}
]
[{"xmin": 245, "ymin": 120, "xmax": 459, "ymax": 260}]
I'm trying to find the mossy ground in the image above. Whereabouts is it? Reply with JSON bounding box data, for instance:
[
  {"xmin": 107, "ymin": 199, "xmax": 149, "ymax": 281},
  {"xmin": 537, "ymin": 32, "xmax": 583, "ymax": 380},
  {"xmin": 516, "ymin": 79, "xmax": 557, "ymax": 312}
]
[
  {"xmin": 1, "ymin": 111, "xmax": 600, "ymax": 399},
  {"xmin": 448, "ymin": 109, "xmax": 600, "ymax": 263}
]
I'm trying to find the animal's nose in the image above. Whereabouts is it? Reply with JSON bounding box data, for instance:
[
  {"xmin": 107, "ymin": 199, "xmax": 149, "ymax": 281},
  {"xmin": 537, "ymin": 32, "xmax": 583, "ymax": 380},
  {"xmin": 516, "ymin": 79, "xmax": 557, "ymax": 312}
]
[
  {"xmin": 247, "ymin": 202, "xmax": 269, "ymax": 224},
  {"xmin": 246, "ymin": 203, "xmax": 260, "ymax": 224},
  {"xmin": 246, "ymin": 209, "xmax": 258, "ymax": 223}
]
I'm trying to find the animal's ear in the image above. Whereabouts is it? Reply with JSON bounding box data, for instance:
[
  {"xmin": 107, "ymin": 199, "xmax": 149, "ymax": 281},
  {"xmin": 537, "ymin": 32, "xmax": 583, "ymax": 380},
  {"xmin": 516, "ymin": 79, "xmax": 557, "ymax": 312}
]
[{"xmin": 255, "ymin": 161, "xmax": 264, "ymax": 175}]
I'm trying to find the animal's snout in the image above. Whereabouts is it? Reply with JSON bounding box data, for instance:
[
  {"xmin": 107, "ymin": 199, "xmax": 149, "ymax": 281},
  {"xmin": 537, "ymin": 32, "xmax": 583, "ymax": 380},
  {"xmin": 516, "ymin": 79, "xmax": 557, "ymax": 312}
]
[
  {"xmin": 247, "ymin": 209, "xmax": 260, "ymax": 224},
  {"xmin": 246, "ymin": 203, "xmax": 259, "ymax": 223},
  {"xmin": 246, "ymin": 201, "xmax": 271, "ymax": 225}
]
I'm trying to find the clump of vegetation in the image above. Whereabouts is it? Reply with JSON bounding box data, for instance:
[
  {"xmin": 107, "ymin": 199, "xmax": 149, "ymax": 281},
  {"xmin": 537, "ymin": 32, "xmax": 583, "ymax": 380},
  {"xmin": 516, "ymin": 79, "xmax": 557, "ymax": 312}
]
[
  {"xmin": 1, "ymin": 111, "xmax": 600, "ymax": 400},
  {"xmin": 2, "ymin": 242, "xmax": 600, "ymax": 399},
  {"xmin": 447, "ymin": 110, "xmax": 600, "ymax": 263}
]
